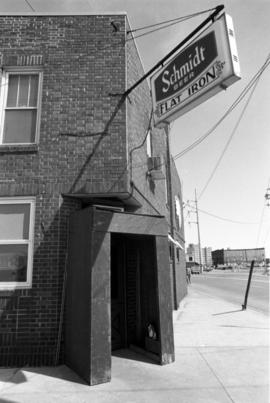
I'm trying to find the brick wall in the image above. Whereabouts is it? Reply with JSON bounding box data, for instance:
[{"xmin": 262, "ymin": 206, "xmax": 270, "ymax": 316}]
[
  {"xmin": 0, "ymin": 14, "xmax": 128, "ymax": 366},
  {"xmin": 170, "ymin": 159, "xmax": 187, "ymax": 304},
  {"xmin": 0, "ymin": 14, "xmax": 186, "ymax": 366},
  {"xmin": 126, "ymin": 19, "xmax": 170, "ymax": 218}
]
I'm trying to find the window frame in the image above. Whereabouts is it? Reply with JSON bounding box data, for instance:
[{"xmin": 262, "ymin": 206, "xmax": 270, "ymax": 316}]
[
  {"xmin": 175, "ymin": 195, "xmax": 182, "ymax": 231},
  {"xmin": 146, "ymin": 129, "xmax": 152, "ymax": 157},
  {"xmin": 0, "ymin": 68, "xmax": 43, "ymax": 145},
  {"xmin": 0, "ymin": 197, "xmax": 35, "ymax": 289}
]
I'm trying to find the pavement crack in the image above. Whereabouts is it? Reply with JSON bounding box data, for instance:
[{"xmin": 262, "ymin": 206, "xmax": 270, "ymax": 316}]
[{"xmin": 196, "ymin": 347, "xmax": 236, "ymax": 403}]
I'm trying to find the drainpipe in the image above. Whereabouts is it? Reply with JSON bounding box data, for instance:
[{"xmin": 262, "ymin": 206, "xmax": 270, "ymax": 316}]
[{"xmin": 165, "ymin": 124, "xmax": 177, "ymax": 310}]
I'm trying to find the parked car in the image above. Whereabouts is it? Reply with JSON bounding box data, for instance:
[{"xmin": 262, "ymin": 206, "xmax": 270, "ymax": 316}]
[
  {"xmin": 204, "ymin": 266, "xmax": 213, "ymax": 272},
  {"xmin": 216, "ymin": 264, "xmax": 233, "ymax": 270},
  {"xmin": 191, "ymin": 265, "xmax": 200, "ymax": 274}
]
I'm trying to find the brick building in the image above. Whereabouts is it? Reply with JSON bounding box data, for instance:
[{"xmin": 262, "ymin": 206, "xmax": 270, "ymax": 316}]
[
  {"xmin": 212, "ymin": 248, "xmax": 265, "ymax": 266},
  {"xmin": 0, "ymin": 13, "xmax": 186, "ymax": 385},
  {"xmin": 186, "ymin": 244, "xmax": 212, "ymax": 267}
]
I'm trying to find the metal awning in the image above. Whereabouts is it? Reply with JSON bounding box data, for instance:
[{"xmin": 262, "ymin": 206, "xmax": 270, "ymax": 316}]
[{"xmin": 168, "ymin": 234, "xmax": 183, "ymax": 250}]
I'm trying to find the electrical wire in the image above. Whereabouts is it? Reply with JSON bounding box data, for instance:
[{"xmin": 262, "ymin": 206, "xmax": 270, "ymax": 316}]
[
  {"xmin": 24, "ymin": 0, "xmax": 35, "ymax": 11},
  {"xmin": 173, "ymin": 54, "xmax": 270, "ymax": 160},
  {"xmin": 127, "ymin": 8, "xmax": 215, "ymax": 35},
  {"xmin": 105, "ymin": 109, "xmax": 153, "ymax": 193},
  {"xmin": 127, "ymin": 13, "xmax": 208, "ymax": 42},
  {"xmin": 262, "ymin": 226, "xmax": 270, "ymax": 247},
  {"xmin": 127, "ymin": 16, "xmax": 193, "ymax": 41},
  {"xmin": 256, "ymin": 178, "xmax": 270, "ymax": 247},
  {"xmin": 185, "ymin": 203, "xmax": 259, "ymax": 224},
  {"xmin": 129, "ymin": 53, "xmax": 270, "ymax": 179},
  {"xmin": 198, "ymin": 72, "xmax": 262, "ymax": 199},
  {"xmin": 125, "ymin": 54, "xmax": 270, "ymax": 179}
]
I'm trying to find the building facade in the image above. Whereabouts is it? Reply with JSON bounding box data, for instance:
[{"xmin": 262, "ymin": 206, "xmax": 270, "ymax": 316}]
[
  {"xmin": 186, "ymin": 243, "xmax": 201, "ymax": 264},
  {"xmin": 186, "ymin": 244, "xmax": 212, "ymax": 268},
  {"xmin": 202, "ymin": 247, "xmax": 212, "ymax": 266},
  {"xmin": 0, "ymin": 13, "xmax": 186, "ymax": 385},
  {"xmin": 212, "ymin": 248, "xmax": 265, "ymax": 266}
]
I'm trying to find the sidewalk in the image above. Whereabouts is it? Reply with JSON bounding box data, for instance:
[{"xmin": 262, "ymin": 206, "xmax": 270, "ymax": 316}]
[{"xmin": 0, "ymin": 287, "xmax": 269, "ymax": 403}]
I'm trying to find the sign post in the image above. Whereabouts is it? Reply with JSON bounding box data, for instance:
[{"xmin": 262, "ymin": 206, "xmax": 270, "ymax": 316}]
[{"xmin": 242, "ymin": 260, "xmax": 255, "ymax": 310}]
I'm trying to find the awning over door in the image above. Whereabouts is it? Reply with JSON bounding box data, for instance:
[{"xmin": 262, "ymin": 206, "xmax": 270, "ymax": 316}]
[{"xmin": 168, "ymin": 234, "xmax": 183, "ymax": 250}]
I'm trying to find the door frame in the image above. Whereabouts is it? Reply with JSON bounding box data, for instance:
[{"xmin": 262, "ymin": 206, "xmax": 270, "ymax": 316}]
[{"xmin": 65, "ymin": 207, "xmax": 175, "ymax": 385}]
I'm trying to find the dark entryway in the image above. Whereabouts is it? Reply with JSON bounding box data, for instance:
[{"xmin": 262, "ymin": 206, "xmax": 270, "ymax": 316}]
[
  {"xmin": 111, "ymin": 234, "xmax": 159, "ymax": 352},
  {"xmin": 65, "ymin": 207, "xmax": 174, "ymax": 385}
]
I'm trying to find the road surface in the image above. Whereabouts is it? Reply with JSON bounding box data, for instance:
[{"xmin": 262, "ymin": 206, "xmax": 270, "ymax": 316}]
[{"xmin": 190, "ymin": 269, "xmax": 270, "ymax": 315}]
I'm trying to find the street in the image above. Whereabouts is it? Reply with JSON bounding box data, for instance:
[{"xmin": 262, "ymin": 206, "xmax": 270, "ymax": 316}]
[{"xmin": 190, "ymin": 269, "xmax": 270, "ymax": 315}]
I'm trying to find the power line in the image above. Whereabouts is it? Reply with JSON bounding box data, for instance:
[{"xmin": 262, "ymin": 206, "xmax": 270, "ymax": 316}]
[
  {"xmin": 127, "ymin": 8, "xmax": 215, "ymax": 35},
  {"xmin": 24, "ymin": 0, "xmax": 35, "ymax": 11},
  {"xmin": 173, "ymin": 54, "xmax": 270, "ymax": 160},
  {"xmin": 262, "ymin": 226, "xmax": 270, "ymax": 246},
  {"xmin": 127, "ymin": 15, "xmax": 196, "ymax": 41},
  {"xmin": 198, "ymin": 71, "xmax": 262, "ymax": 199},
  {"xmin": 127, "ymin": 11, "xmax": 214, "ymax": 42},
  {"xmin": 185, "ymin": 202, "xmax": 259, "ymax": 224},
  {"xmin": 256, "ymin": 178, "xmax": 270, "ymax": 247},
  {"xmin": 124, "ymin": 54, "xmax": 270, "ymax": 179}
]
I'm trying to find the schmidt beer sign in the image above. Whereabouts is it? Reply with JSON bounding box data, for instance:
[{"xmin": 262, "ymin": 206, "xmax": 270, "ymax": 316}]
[{"xmin": 151, "ymin": 14, "xmax": 241, "ymax": 127}]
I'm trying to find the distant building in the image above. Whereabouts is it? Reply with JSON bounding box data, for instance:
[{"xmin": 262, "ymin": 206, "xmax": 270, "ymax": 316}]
[
  {"xmin": 212, "ymin": 248, "xmax": 265, "ymax": 266},
  {"xmin": 186, "ymin": 244, "xmax": 212, "ymax": 266},
  {"xmin": 202, "ymin": 247, "xmax": 212, "ymax": 266},
  {"xmin": 186, "ymin": 243, "xmax": 201, "ymax": 264}
]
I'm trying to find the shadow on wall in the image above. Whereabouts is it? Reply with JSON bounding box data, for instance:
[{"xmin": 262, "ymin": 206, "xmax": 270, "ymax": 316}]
[{"xmin": 0, "ymin": 92, "xmax": 128, "ymax": 370}]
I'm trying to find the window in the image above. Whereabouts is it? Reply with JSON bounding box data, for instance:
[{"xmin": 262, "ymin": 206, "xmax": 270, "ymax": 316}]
[
  {"xmin": 175, "ymin": 196, "xmax": 182, "ymax": 231},
  {"xmin": 0, "ymin": 70, "xmax": 42, "ymax": 144},
  {"xmin": 0, "ymin": 198, "xmax": 35, "ymax": 288},
  {"xmin": 164, "ymin": 163, "xmax": 169, "ymax": 205},
  {"xmin": 146, "ymin": 130, "xmax": 152, "ymax": 157},
  {"xmin": 176, "ymin": 248, "xmax": 180, "ymax": 262}
]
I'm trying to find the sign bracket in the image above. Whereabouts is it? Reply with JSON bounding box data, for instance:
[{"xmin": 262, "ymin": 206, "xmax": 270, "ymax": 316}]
[{"xmin": 124, "ymin": 5, "xmax": 225, "ymax": 97}]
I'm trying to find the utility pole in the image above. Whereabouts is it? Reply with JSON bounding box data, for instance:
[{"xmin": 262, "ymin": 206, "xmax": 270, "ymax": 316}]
[
  {"xmin": 195, "ymin": 189, "xmax": 203, "ymax": 273},
  {"xmin": 265, "ymin": 187, "xmax": 270, "ymax": 207}
]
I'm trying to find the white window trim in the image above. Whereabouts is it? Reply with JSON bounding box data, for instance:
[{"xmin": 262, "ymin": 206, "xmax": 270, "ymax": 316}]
[
  {"xmin": 175, "ymin": 195, "xmax": 182, "ymax": 230},
  {"xmin": 0, "ymin": 68, "xmax": 43, "ymax": 145},
  {"xmin": 0, "ymin": 196, "xmax": 35, "ymax": 289},
  {"xmin": 146, "ymin": 130, "xmax": 152, "ymax": 157}
]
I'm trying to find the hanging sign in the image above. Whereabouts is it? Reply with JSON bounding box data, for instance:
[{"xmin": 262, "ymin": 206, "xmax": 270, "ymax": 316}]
[{"xmin": 150, "ymin": 13, "xmax": 241, "ymax": 128}]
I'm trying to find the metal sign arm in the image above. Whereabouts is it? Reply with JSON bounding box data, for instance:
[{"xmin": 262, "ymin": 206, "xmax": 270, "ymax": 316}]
[{"xmin": 124, "ymin": 4, "xmax": 225, "ymax": 97}]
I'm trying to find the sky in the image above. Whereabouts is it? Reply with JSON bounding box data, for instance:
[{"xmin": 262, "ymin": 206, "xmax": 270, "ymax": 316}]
[{"xmin": 1, "ymin": 0, "xmax": 270, "ymax": 257}]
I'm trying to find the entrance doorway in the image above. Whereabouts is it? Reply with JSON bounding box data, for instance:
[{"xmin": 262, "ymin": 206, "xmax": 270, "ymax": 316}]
[
  {"xmin": 111, "ymin": 233, "xmax": 159, "ymax": 351},
  {"xmin": 65, "ymin": 206, "xmax": 174, "ymax": 385}
]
